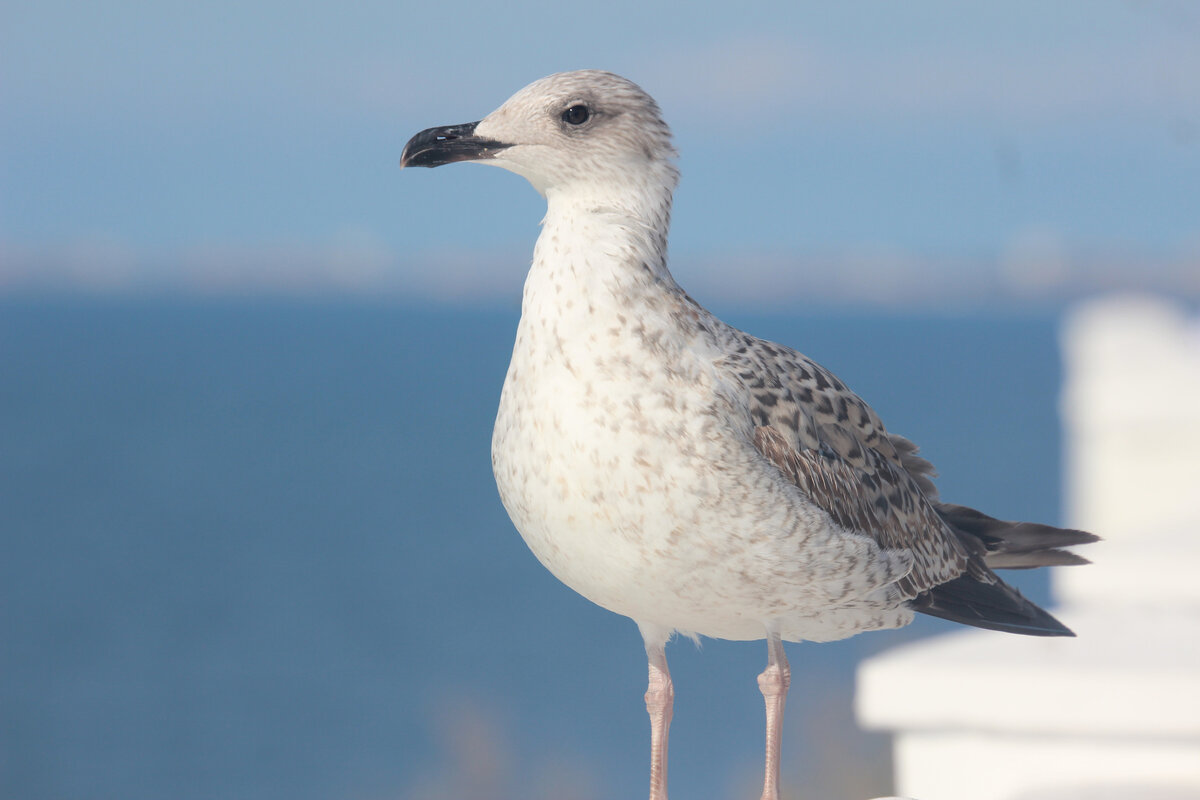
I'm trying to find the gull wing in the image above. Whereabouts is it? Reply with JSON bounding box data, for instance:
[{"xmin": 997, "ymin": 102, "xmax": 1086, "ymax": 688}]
[
  {"xmin": 718, "ymin": 329, "xmax": 1091, "ymax": 636},
  {"xmin": 717, "ymin": 331, "xmax": 970, "ymax": 598}
]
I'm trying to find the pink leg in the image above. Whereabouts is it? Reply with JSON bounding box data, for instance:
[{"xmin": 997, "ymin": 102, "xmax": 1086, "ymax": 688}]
[
  {"xmin": 757, "ymin": 632, "xmax": 791, "ymax": 800},
  {"xmin": 641, "ymin": 627, "xmax": 673, "ymax": 800}
]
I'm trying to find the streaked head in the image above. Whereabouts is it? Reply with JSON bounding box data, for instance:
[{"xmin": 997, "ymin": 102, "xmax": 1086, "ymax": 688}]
[{"xmin": 401, "ymin": 70, "xmax": 677, "ymax": 197}]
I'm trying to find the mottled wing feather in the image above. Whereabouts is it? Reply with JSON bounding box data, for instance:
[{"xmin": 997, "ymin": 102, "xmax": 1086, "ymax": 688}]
[
  {"xmin": 753, "ymin": 426, "xmax": 966, "ymax": 598},
  {"xmin": 888, "ymin": 433, "xmax": 940, "ymax": 499},
  {"xmin": 721, "ymin": 333, "xmax": 969, "ymax": 597}
]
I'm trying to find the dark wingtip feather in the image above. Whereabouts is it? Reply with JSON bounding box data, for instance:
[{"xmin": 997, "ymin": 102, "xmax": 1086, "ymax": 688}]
[
  {"xmin": 987, "ymin": 550, "xmax": 1092, "ymax": 569},
  {"xmin": 912, "ymin": 574, "xmax": 1076, "ymax": 637}
]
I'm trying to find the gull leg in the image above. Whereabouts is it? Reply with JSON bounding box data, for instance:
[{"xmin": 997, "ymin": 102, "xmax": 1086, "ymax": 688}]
[
  {"xmin": 640, "ymin": 625, "xmax": 674, "ymax": 800},
  {"xmin": 757, "ymin": 631, "xmax": 791, "ymax": 800}
]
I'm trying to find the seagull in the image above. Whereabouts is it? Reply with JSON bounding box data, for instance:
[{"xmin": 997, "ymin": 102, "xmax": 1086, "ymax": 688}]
[{"xmin": 400, "ymin": 70, "xmax": 1097, "ymax": 800}]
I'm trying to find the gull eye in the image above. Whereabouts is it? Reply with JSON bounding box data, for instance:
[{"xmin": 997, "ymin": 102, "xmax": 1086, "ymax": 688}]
[{"xmin": 562, "ymin": 104, "xmax": 590, "ymax": 125}]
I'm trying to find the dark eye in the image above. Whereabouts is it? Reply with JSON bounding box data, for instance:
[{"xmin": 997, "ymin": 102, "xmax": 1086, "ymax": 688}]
[{"xmin": 562, "ymin": 104, "xmax": 590, "ymax": 125}]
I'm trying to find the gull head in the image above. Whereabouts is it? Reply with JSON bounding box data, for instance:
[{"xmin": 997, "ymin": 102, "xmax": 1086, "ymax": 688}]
[{"xmin": 401, "ymin": 70, "xmax": 678, "ymax": 198}]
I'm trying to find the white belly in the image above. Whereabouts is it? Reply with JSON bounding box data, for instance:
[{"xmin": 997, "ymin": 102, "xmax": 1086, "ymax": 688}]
[
  {"xmin": 489, "ymin": 327, "xmax": 906, "ymax": 642},
  {"xmin": 491, "ymin": 341, "xmax": 721, "ymax": 613}
]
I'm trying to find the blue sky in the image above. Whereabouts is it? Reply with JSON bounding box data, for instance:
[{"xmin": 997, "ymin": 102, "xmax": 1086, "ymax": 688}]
[{"xmin": 3, "ymin": 1, "xmax": 1198, "ymax": 301}]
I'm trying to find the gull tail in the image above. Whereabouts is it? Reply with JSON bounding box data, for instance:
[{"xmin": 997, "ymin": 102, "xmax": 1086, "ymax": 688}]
[
  {"xmin": 911, "ymin": 503, "xmax": 1099, "ymax": 637},
  {"xmin": 935, "ymin": 503, "xmax": 1100, "ymax": 570}
]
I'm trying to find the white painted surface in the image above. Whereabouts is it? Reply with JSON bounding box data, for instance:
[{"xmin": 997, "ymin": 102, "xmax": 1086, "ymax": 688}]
[
  {"xmin": 1055, "ymin": 524, "xmax": 1200, "ymax": 611},
  {"xmin": 856, "ymin": 295, "xmax": 1200, "ymax": 800},
  {"xmin": 893, "ymin": 732, "xmax": 1200, "ymax": 800},
  {"xmin": 1059, "ymin": 296, "xmax": 1200, "ymax": 542},
  {"xmin": 857, "ymin": 608, "xmax": 1200, "ymax": 738}
]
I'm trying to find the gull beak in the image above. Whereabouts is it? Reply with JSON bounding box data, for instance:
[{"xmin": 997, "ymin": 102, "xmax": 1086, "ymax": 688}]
[{"xmin": 400, "ymin": 121, "xmax": 512, "ymax": 168}]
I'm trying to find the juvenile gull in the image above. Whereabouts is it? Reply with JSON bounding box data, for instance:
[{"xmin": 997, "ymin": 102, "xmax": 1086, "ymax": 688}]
[{"xmin": 401, "ymin": 70, "xmax": 1097, "ymax": 800}]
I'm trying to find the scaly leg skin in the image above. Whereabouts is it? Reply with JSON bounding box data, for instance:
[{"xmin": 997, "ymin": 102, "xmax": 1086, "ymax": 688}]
[
  {"xmin": 640, "ymin": 626, "xmax": 674, "ymax": 800},
  {"xmin": 757, "ymin": 632, "xmax": 791, "ymax": 800}
]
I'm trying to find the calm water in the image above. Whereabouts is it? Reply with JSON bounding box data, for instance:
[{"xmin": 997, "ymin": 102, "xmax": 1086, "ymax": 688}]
[{"xmin": 0, "ymin": 298, "xmax": 1065, "ymax": 800}]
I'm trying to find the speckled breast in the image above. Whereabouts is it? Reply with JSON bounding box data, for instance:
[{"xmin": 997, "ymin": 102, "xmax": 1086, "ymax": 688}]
[{"xmin": 491, "ymin": 323, "xmax": 736, "ymax": 615}]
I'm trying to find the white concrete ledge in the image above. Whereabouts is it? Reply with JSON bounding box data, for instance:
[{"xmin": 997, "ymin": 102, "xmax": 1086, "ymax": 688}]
[
  {"xmin": 891, "ymin": 731, "xmax": 1200, "ymax": 800},
  {"xmin": 857, "ymin": 296, "xmax": 1200, "ymax": 800},
  {"xmin": 1056, "ymin": 525, "xmax": 1200, "ymax": 610},
  {"xmin": 857, "ymin": 608, "xmax": 1200, "ymax": 737}
]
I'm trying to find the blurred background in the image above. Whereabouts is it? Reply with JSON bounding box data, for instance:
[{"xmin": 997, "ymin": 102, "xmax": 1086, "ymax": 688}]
[{"xmin": 2, "ymin": 2, "xmax": 1198, "ymax": 799}]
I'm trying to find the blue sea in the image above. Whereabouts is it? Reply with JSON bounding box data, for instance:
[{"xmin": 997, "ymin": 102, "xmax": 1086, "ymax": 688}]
[{"xmin": 0, "ymin": 298, "xmax": 1065, "ymax": 800}]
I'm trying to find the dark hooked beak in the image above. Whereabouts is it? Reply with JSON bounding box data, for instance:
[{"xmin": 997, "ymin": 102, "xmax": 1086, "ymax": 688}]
[{"xmin": 400, "ymin": 121, "xmax": 512, "ymax": 168}]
